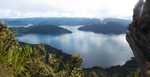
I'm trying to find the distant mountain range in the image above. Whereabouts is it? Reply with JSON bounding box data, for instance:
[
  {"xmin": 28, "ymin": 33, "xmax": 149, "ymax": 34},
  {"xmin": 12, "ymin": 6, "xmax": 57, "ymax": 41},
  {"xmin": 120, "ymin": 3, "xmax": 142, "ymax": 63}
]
[
  {"xmin": 2, "ymin": 17, "xmax": 130, "ymax": 26},
  {"xmin": 3, "ymin": 17, "xmax": 131, "ymax": 35},
  {"xmin": 2, "ymin": 17, "xmax": 101, "ymax": 26}
]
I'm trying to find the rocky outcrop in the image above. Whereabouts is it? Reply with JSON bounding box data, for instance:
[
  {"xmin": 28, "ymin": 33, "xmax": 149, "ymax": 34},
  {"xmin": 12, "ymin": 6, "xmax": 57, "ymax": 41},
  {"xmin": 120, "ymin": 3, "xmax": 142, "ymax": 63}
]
[{"xmin": 126, "ymin": 0, "xmax": 150, "ymax": 77}]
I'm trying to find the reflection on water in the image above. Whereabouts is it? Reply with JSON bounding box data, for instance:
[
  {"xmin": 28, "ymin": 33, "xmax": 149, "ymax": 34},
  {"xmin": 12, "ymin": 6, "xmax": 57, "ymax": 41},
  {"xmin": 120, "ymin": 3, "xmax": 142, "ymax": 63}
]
[{"xmin": 17, "ymin": 25, "xmax": 133, "ymax": 68}]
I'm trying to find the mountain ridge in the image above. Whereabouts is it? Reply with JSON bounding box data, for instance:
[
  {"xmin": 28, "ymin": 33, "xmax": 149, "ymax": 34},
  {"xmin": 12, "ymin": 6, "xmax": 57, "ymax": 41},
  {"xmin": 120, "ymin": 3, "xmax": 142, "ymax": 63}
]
[{"xmin": 1, "ymin": 17, "xmax": 130, "ymax": 27}]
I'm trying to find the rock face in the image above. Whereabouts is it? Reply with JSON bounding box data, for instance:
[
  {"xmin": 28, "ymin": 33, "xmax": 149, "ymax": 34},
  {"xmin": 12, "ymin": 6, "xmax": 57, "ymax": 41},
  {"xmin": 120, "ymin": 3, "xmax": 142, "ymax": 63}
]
[{"xmin": 126, "ymin": 0, "xmax": 150, "ymax": 77}]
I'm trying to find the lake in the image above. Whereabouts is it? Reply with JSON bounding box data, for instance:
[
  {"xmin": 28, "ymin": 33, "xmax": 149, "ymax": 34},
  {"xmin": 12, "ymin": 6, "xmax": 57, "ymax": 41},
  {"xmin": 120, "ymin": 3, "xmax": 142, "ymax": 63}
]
[{"xmin": 17, "ymin": 25, "xmax": 133, "ymax": 68}]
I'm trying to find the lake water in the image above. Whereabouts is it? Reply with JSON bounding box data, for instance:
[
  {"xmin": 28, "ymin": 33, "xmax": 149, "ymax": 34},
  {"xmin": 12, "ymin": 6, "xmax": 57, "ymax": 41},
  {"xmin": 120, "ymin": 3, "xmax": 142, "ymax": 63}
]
[{"xmin": 17, "ymin": 25, "xmax": 133, "ymax": 68}]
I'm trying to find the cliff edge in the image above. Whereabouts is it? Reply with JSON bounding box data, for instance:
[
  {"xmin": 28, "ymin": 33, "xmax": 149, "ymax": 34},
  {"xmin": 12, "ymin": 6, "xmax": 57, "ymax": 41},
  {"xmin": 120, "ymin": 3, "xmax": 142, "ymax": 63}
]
[{"xmin": 126, "ymin": 0, "xmax": 150, "ymax": 77}]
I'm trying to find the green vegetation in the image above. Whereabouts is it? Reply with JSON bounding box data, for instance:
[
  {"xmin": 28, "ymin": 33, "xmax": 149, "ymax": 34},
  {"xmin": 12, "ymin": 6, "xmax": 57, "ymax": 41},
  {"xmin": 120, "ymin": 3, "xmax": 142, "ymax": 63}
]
[
  {"xmin": 0, "ymin": 24, "xmax": 83, "ymax": 77},
  {"xmin": 0, "ymin": 23, "xmax": 141, "ymax": 77}
]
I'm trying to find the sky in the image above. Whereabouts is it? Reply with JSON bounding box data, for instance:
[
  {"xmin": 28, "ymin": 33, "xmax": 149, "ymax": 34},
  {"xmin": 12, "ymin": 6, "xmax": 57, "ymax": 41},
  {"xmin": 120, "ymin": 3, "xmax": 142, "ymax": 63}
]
[{"xmin": 0, "ymin": 0, "xmax": 138, "ymax": 19}]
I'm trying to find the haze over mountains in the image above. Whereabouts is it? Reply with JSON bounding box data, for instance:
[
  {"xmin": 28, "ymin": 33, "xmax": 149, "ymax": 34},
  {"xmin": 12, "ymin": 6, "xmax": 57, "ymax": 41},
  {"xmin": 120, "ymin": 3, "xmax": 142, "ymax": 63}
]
[
  {"xmin": 3, "ymin": 17, "xmax": 131, "ymax": 35},
  {"xmin": 2, "ymin": 17, "xmax": 100, "ymax": 26},
  {"xmin": 2, "ymin": 17, "xmax": 130, "ymax": 26}
]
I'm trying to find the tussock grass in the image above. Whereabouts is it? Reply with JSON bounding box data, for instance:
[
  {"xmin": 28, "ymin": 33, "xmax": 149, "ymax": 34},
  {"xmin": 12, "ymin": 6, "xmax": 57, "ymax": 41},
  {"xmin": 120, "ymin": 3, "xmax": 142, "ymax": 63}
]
[{"xmin": 0, "ymin": 24, "xmax": 83, "ymax": 77}]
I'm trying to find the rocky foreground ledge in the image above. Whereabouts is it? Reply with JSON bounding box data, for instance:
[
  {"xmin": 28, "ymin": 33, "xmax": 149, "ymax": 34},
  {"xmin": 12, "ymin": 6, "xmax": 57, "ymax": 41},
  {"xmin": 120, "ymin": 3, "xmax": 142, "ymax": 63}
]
[{"xmin": 126, "ymin": 0, "xmax": 150, "ymax": 77}]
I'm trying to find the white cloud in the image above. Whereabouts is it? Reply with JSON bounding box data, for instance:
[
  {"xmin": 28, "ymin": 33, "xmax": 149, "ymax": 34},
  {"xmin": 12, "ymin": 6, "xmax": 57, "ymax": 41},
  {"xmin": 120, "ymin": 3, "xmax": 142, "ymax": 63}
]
[{"xmin": 0, "ymin": 0, "xmax": 138, "ymax": 18}]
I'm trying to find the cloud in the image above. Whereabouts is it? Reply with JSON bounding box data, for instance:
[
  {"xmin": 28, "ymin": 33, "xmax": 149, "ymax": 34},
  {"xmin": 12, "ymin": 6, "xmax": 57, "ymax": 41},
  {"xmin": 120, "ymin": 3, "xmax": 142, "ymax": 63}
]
[{"xmin": 0, "ymin": 0, "xmax": 138, "ymax": 18}]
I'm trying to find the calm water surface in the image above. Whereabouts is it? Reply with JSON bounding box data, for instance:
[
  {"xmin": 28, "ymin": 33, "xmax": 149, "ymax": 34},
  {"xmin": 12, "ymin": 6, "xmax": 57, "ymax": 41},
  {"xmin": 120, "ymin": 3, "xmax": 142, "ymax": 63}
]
[{"xmin": 17, "ymin": 25, "xmax": 133, "ymax": 68}]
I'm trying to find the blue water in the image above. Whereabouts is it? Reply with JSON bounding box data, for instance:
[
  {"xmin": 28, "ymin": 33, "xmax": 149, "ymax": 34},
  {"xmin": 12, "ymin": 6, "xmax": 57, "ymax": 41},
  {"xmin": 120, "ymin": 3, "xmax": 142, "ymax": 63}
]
[{"xmin": 17, "ymin": 25, "xmax": 133, "ymax": 68}]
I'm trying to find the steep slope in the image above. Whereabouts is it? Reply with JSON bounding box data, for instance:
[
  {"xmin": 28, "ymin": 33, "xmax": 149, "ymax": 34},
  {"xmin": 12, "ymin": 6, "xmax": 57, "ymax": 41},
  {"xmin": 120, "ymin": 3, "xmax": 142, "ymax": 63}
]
[
  {"xmin": 126, "ymin": 0, "xmax": 150, "ymax": 77},
  {"xmin": 0, "ymin": 22, "xmax": 83, "ymax": 77}
]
